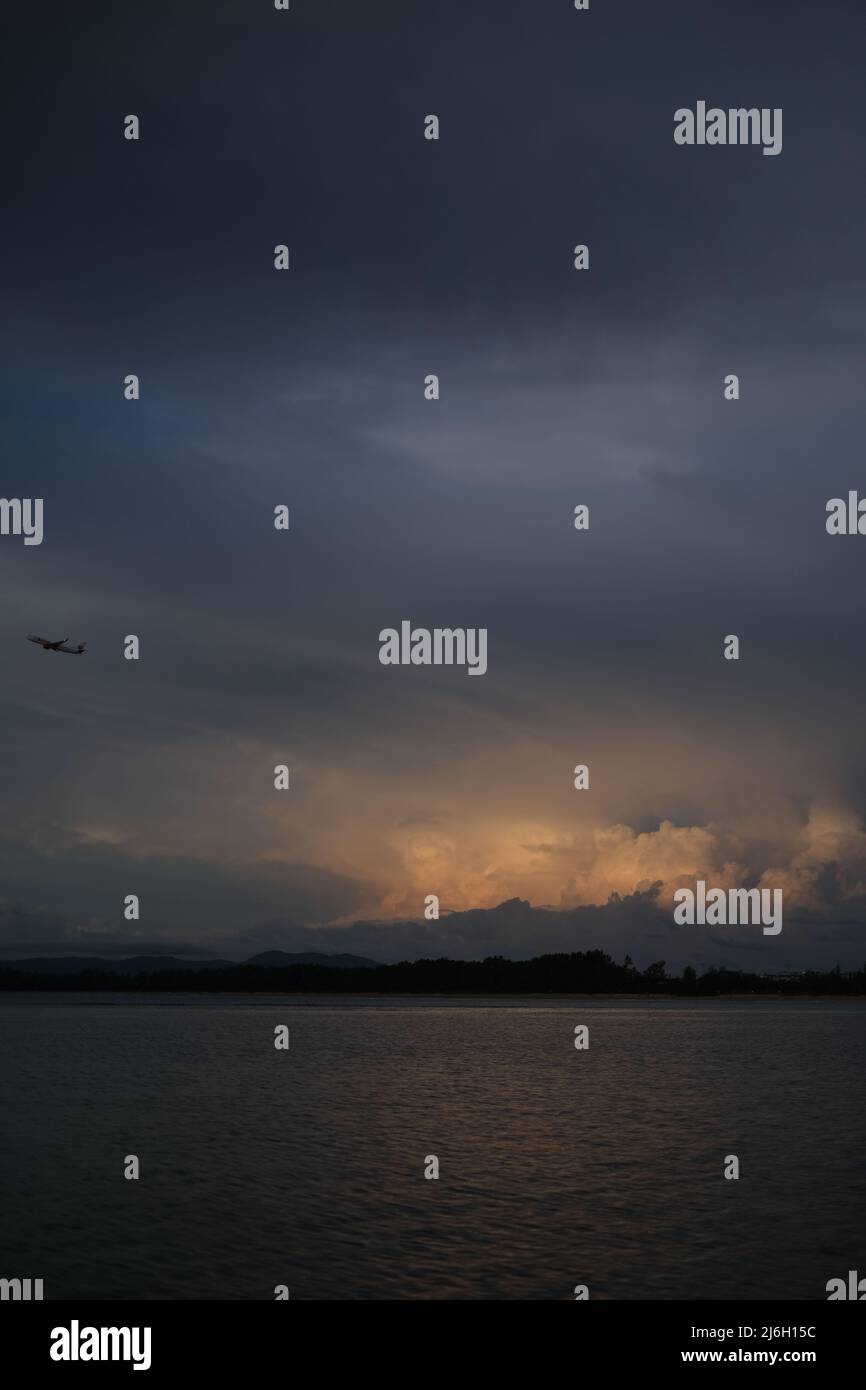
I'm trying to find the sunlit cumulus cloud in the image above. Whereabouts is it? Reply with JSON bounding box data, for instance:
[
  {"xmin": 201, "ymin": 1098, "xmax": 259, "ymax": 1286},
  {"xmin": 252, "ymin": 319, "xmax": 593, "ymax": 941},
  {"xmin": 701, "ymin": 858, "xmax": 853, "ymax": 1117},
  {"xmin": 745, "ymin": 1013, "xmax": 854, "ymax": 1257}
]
[
  {"xmin": 369, "ymin": 806, "xmax": 866, "ymax": 927},
  {"xmin": 1, "ymin": 796, "xmax": 866, "ymax": 969},
  {"xmin": 758, "ymin": 808, "xmax": 866, "ymax": 918}
]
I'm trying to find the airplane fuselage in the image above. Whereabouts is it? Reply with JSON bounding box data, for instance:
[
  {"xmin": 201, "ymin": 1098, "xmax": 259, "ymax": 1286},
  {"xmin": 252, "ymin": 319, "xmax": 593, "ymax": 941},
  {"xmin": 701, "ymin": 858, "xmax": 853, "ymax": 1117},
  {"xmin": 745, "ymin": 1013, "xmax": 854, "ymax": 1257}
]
[{"xmin": 27, "ymin": 635, "xmax": 86, "ymax": 654}]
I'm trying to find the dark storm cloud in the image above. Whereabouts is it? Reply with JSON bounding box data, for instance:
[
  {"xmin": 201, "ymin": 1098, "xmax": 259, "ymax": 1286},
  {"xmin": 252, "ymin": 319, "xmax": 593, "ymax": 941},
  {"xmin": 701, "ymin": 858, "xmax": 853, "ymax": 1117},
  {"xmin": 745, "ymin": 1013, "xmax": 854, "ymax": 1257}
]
[
  {"xmin": 2, "ymin": 886, "xmax": 860, "ymax": 976},
  {"xmin": 0, "ymin": 815, "xmax": 377, "ymax": 956}
]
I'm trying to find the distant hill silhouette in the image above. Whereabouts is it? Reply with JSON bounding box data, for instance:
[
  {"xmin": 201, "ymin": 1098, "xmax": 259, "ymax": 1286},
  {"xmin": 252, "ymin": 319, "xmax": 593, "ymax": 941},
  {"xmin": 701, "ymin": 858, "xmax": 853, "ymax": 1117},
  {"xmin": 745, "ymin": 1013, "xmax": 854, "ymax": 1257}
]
[
  {"xmin": 2, "ymin": 950, "xmax": 379, "ymax": 975},
  {"xmin": 245, "ymin": 950, "xmax": 378, "ymax": 969},
  {"xmin": 2, "ymin": 955, "xmax": 233, "ymax": 975}
]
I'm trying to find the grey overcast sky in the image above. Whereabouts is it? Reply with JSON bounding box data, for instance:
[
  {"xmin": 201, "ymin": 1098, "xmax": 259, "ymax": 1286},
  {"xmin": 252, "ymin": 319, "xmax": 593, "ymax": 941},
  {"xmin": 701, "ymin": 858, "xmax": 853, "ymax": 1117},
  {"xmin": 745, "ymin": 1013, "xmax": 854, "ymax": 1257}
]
[{"xmin": 2, "ymin": 0, "xmax": 866, "ymax": 969}]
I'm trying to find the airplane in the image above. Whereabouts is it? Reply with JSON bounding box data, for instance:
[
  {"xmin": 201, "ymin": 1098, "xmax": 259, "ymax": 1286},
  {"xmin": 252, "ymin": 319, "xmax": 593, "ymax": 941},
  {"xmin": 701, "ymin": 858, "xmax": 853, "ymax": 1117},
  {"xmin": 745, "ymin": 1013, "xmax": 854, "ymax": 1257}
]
[{"xmin": 27, "ymin": 634, "xmax": 87, "ymax": 654}]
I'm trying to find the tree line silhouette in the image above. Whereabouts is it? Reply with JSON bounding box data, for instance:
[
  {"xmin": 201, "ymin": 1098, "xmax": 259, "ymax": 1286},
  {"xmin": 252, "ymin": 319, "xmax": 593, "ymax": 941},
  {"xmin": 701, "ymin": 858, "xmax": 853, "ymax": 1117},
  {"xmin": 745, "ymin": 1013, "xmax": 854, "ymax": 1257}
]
[{"xmin": 1, "ymin": 950, "xmax": 864, "ymax": 995}]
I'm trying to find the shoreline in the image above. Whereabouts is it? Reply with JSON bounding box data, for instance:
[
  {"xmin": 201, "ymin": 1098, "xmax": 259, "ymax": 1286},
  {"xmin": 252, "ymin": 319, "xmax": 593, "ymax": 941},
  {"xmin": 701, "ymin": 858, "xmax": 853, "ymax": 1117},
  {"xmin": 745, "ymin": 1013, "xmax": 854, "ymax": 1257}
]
[{"xmin": 2, "ymin": 989, "xmax": 865, "ymax": 1002}]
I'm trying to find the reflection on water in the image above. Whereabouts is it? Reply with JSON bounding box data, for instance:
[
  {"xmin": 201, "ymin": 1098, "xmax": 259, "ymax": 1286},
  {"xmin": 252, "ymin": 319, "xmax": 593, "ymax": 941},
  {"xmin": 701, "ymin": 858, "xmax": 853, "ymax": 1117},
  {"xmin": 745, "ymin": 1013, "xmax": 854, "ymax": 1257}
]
[{"xmin": 0, "ymin": 996, "xmax": 863, "ymax": 1299}]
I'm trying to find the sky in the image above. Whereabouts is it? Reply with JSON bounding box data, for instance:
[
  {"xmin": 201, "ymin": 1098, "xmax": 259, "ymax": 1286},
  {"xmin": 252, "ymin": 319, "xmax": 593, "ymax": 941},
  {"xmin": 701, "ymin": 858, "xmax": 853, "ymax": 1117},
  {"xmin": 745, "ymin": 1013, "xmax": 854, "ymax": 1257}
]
[{"xmin": 2, "ymin": 0, "xmax": 866, "ymax": 970}]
